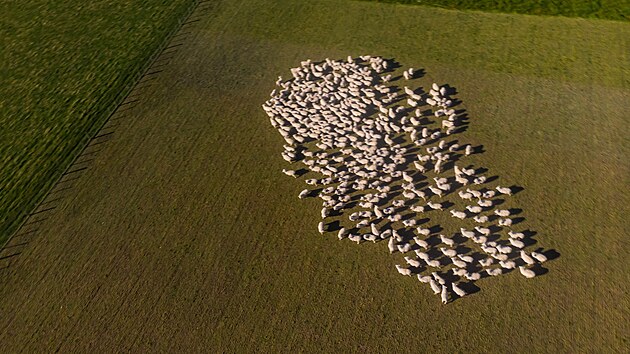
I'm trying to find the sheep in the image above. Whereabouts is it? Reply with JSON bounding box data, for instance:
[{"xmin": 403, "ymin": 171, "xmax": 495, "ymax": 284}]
[
  {"xmin": 499, "ymin": 260, "xmax": 516, "ymax": 269},
  {"xmin": 298, "ymin": 189, "xmax": 310, "ymax": 199},
  {"xmin": 348, "ymin": 234, "xmax": 362, "ymax": 244},
  {"xmin": 450, "ymin": 210, "xmax": 467, "ymax": 219},
  {"xmin": 337, "ymin": 227, "xmax": 347, "ymax": 240},
  {"xmin": 395, "ymin": 264, "xmax": 412, "ymax": 276},
  {"xmin": 486, "ymin": 268, "xmax": 502, "ymax": 276},
  {"xmin": 451, "ymin": 268, "xmax": 466, "ymax": 277},
  {"xmin": 397, "ymin": 243, "xmax": 413, "ymax": 254},
  {"xmin": 425, "ymin": 259, "xmax": 441, "ymax": 268},
  {"xmin": 465, "ymin": 145, "xmax": 473, "ymax": 155},
  {"xmin": 388, "ymin": 237, "xmax": 397, "ymax": 254},
  {"xmin": 455, "ymin": 255, "xmax": 472, "ymax": 264},
  {"xmin": 439, "ymin": 248, "xmax": 457, "ymax": 260},
  {"xmin": 473, "ymin": 215, "xmax": 489, "ymax": 223},
  {"xmin": 482, "ymin": 190, "xmax": 496, "ymax": 199},
  {"xmin": 466, "ymin": 205, "xmax": 482, "ymax": 214},
  {"xmin": 496, "ymin": 245, "xmax": 512, "ymax": 254},
  {"xmin": 451, "ymin": 257, "xmax": 467, "ymax": 268},
  {"xmin": 460, "ymin": 228, "xmax": 475, "ymax": 238},
  {"xmin": 479, "ymin": 258, "xmax": 494, "ymax": 267},
  {"xmin": 441, "ymin": 285, "xmax": 449, "ymax": 304},
  {"xmin": 370, "ymin": 223, "xmax": 380, "ymax": 236},
  {"xmin": 428, "ymin": 186, "xmax": 443, "ymax": 197},
  {"xmin": 465, "ymin": 272, "xmax": 481, "ymax": 281},
  {"xmin": 413, "ymin": 237, "xmax": 429, "ymax": 249},
  {"xmin": 496, "ymin": 186, "xmax": 512, "ymax": 195},
  {"xmin": 472, "ymin": 235, "xmax": 488, "ymax": 244},
  {"xmin": 318, "ymin": 221, "xmax": 325, "ymax": 234},
  {"xmin": 452, "ymin": 283, "xmax": 467, "ymax": 297},
  {"xmin": 417, "ymin": 227, "xmax": 431, "ymax": 236},
  {"xmin": 439, "ymin": 234, "xmax": 455, "ymax": 247},
  {"xmin": 411, "ymin": 205, "xmax": 425, "ymax": 213},
  {"xmin": 405, "ymin": 256, "xmax": 422, "ymax": 268},
  {"xmin": 282, "ymin": 169, "xmax": 298, "ymax": 177},
  {"xmin": 363, "ymin": 233, "xmax": 378, "ymax": 243},
  {"xmin": 498, "ymin": 218, "xmax": 513, "ymax": 227},
  {"xmin": 508, "ymin": 231, "xmax": 525, "ymax": 240},
  {"xmin": 427, "ymin": 201, "xmax": 443, "ymax": 210},
  {"xmin": 321, "ymin": 207, "xmax": 329, "ymax": 219},
  {"xmin": 415, "ymin": 250, "xmax": 430, "ymax": 260},
  {"xmin": 494, "ymin": 209, "xmax": 511, "ymax": 217},
  {"xmin": 519, "ymin": 266, "xmax": 536, "ymax": 278},
  {"xmin": 458, "ymin": 191, "xmax": 473, "ymax": 200},
  {"xmin": 474, "ymin": 226, "xmax": 491, "ymax": 236},
  {"xmin": 477, "ymin": 199, "xmax": 493, "ymax": 207},
  {"xmin": 490, "ymin": 253, "xmax": 508, "ymax": 261},
  {"xmin": 509, "ymin": 238, "xmax": 525, "ymax": 249},
  {"xmin": 531, "ymin": 251, "xmax": 548, "ymax": 263},
  {"xmin": 432, "ymin": 272, "xmax": 446, "ymax": 285},
  {"xmin": 417, "ymin": 274, "xmax": 432, "ymax": 283},
  {"xmin": 520, "ymin": 250, "xmax": 536, "ymax": 265},
  {"xmin": 429, "ymin": 279, "xmax": 441, "ymax": 294}
]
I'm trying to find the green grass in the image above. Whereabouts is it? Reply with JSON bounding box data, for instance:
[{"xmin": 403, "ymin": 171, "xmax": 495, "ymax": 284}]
[
  {"xmin": 361, "ymin": 0, "xmax": 630, "ymax": 21},
  {"xmin": 0, "ymin": 0, "xmax": 627, "ymax": 351},
  {"xmin": 1, "ymin": 0, "xmax": 197, "ymax": 245}
]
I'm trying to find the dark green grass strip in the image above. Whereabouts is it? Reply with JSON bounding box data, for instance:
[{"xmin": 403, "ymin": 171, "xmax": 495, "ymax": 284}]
[
  {"xmin": 0, "ymin": 0, "xmax": 198, "ymax": 245},
  {"xmin": 360, "ymin": 0, "xmax": 629, "ymax": 21}
]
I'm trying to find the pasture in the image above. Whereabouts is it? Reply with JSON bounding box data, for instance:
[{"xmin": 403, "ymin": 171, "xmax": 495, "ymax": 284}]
[
  {"xmin": 1, "ymin": 0, "xmax": 196, "ymax": 244},
  {"xmin": 1, "ymin": 0, "xmax": 628, "ymax": 352}
]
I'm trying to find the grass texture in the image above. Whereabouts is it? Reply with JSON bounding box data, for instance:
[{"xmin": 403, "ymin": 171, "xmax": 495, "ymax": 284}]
[
  {"xmin": 361, "ymin": 0, "xmax": 629, "ymax": 21},
  {"xmin": 1, "ymin": 0, "xmax": 197, "ymax": 244}
]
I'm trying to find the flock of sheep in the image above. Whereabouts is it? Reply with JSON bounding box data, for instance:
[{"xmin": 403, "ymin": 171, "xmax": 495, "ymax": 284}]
[{"xmin": 262, "ymin": 56, "xmax": 546, "ymax": 303}]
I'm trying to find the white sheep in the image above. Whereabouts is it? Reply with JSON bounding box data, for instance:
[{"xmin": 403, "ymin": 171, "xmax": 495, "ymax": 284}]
[
  {"xmin": 474, "ymin": 226, "xmax": 491, "ymax": 236},
  {"xmin": 499, "ymin": 260, "xmax": 516, "ymax": 269},
  {"xmin": 508, "ymin": 231, "xmax": 525, "ymax": 239},
  {"xmin": 466, "ymin": 205, "xmax": 482, "ymax": 214},
  {"xmin": 417, "ymin": 227, "xmax": 431, "ymax": 236},
  {"xmin": 509, "ymin": 238, "xmax": 525, "ymax": 249},
  {"xmin": 494, "ymin": 209, "xmax": 511, "ymax": 217},
  {"xmin": 460, "ymin": 228, "xmax": 475, "ymax": 238},
  {"xmin": 395, "ymin": 264, "xmax": 412, "ymax": 276},
  {"xmin": 451, "ymin": 257, "xmax": 467, "ymax": 268},
  {"xmin": 440, "ymin": 247, "xmax": 457, "ymax": 258},
  {"xmin": 520, "ymin": 250, "xmax": 535, "ymax": 265},
  {"xmin": 496, "ymin": 186, "xmax": 512, "ymax": 195},
  {"xmin": 465, "ymin": 272, "xmax": 481, "ymax": 281},
  {"xmin": 405, "ymin": 256, "xmax": 422, "ymax": 268},
  {"xmin": 413, "ymin": 237, "xmax": 429, "ymax": 249},
  {"xmin": 298, "ymin": 189, "xmax": 309, "ymax": 199},
  {"xmin": 318, "ymin": 221, "xmax": 325, "ymax": 234},
  {"xmin": 388, "ymin": 237, "xmax": 397, "ymax": 254},
  {"xmin": 458, "ymin": 254, "xmax": 474, "ymax": 263},
  {"xmin": 439, "ymin": 234, "xmax": 455, "ymax": 247},
  {"xmin": 531, "ymin": 251, "xmax": 548, "ymax": 263},
  {"xmin": 473, "ymin": 215, "xmax": 489, "ymax": 223},
  {"xmin": 427, "ymin": 201, "xmax": 443, "ymax": 210},
  {"xmin": 282, "ymin": 169, "xmax": 297, "ymax": 177},
  {"xmin": 441, "ymin": 285, "xmax": 449, "ymax": 304},
  {"xmin": 417, "ymin": 274, "xmax": 432, "ymax": 283},
  {"xmin": 486, "ymin": 268, "xmax": 502, "ymax": 276},
  {"xmin": 429, "ymin": 279, "xmax": 441, "ymax": 294},
  {"xmin": 450, "ymin": 210, "xmax": 467, "ymax": 219},
  {"xmin": 519, "ymin": 266, "xmax": 536, "ymax": 278},
  {"xmin": 452, "ymin": 283, "xmax": 466, "ymax": 297}
]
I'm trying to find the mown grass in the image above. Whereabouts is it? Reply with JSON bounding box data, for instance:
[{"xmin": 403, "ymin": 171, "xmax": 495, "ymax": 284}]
[
  {"xmin": 0, "ymin": 0, "xmax": 627, "ymax": 351},
  {"xmin": 362, "ymin": 0, "xmax": 629, "ymax": 21},
  {"xmin": 1, "ymin": 0, "xmax": 197, "ymax": 245}
]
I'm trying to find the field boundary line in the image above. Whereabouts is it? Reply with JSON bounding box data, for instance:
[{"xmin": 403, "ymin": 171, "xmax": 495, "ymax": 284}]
[{"xmin": 0, "ymin": 0, "xmax": 207, "ymax": 265}]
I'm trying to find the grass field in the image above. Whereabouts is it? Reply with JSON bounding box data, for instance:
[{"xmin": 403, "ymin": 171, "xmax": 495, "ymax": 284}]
[
  {"xmin": 1, "ymin": 0, "xmax": 196, "ymax": 245},
  {"xmin": 1, "ymin": 0, "xmax": 628, "ymax": 351},
  {"xmin": 364, "ymin": 0, "xmax": 629, "ymax": 21}
]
